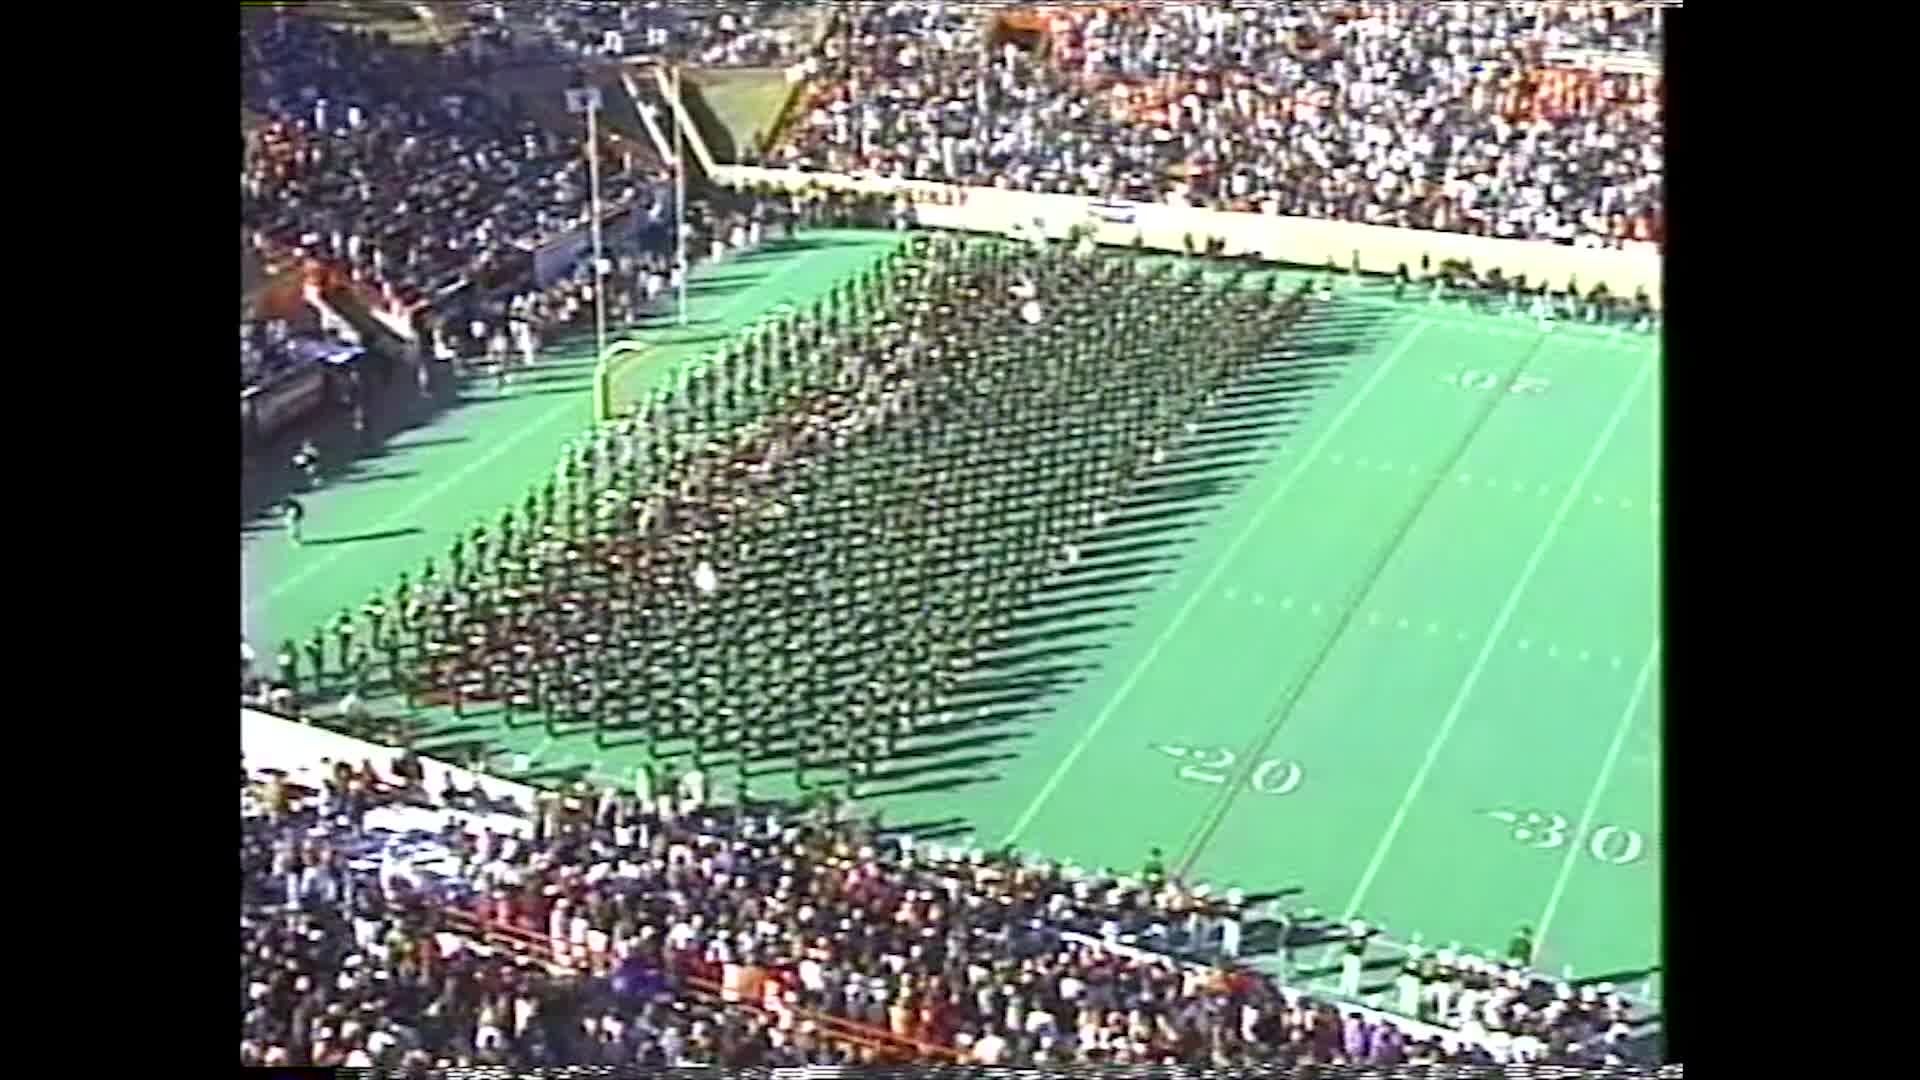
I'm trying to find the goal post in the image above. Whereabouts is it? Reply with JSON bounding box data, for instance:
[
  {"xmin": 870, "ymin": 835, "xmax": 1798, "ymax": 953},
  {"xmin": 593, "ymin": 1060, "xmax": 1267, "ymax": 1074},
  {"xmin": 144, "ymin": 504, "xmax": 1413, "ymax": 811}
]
[{"xmin": 593, "ymin": 340, "xmax": 654, "ymax": 423}]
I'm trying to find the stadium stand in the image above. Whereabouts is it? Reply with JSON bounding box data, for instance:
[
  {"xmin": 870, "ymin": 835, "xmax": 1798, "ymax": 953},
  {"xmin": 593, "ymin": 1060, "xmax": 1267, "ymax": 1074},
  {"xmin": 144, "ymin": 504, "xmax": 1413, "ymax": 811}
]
[
  {"xmin": 241, "ymin": 12, "xmax": 669, "ymax": 334},
  {"xmin": 486, "ymin": 0, "xmax": 818, "ymax": 67},
  {"xmin": 771, "ymin": 2, "xmax": 1663, "ymax": 247},
  {"xmin": 241, "ymin": 5, "xmax": 1666, "ymax": 1068},
  {"xmin": 241, "ymin": 317, "xmax": 303, "ymax": 393},
  {"xmin": 242, "ymin": 710, "xmax": 1654, "ymax": 1069}
]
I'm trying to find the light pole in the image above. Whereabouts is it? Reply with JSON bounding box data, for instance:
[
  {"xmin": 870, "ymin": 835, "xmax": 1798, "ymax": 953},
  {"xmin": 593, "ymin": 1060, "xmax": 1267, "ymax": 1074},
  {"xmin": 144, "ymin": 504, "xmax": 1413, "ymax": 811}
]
[
  {"xmin": 674, "ymin": 64, "xmax": 689, "ymax": 327},
  {"xmin": 566, "ymin": 84, "xmax": 609, "ymax": 367}
]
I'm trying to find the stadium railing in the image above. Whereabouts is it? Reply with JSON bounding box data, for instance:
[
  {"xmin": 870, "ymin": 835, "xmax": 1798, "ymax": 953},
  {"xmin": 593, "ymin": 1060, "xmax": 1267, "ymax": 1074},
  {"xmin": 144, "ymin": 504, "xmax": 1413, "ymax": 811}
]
[
  {"xmin": 243, "ymin": 366, "xmax": 331, "ymax": 448},
  {"xmin": 434, "ymin": 906, "xmax": 962, "ymax": 1062},
  {"xmin": 614, "ymin": 68, "xmax": 681, "ymax": 166},
  {"xmin": 242, "ymin": 708, "xmax": 543, "ymax": 814},
  {"xmin": 651, "ymin": 65, "xmax": 721, "ymax": 176},
  {"xmin": 1056, "ymin": 929, "xmax": 1472, "ymax": 1047}
]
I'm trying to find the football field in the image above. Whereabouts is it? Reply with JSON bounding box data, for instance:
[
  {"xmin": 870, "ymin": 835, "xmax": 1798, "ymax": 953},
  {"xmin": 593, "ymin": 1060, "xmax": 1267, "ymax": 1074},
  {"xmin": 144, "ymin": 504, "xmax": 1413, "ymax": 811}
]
[{"xmin": 241, "ymin": 232, "xmax": 1661, "ymax": 1006}]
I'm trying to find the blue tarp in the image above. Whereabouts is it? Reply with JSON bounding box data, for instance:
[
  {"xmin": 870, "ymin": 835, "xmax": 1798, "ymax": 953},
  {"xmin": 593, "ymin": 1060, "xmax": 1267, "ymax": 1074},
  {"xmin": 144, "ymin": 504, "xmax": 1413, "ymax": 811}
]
[{"xmin": 287, "ymin": 336, "xmax": 366, "ymax": 367}]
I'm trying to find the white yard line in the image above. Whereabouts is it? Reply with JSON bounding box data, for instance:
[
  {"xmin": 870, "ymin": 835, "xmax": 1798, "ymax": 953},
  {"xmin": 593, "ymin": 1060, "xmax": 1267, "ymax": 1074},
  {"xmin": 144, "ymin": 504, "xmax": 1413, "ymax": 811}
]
[
  {"xmin": 1345, "ymin": 296, "xmax": 1662, "ymax": 353},
  {"xmin": 1001, "ymin": 320, "xmax": 1433, "ymax": 846},
  {"xmin": 1340, "ymin": 349, "xmax": 1655, "ymax": 920},
  {"xmin": 1535, "ymin": 641, "xmax": 1660, "ymax": 950},
  {"xmin": 523, "ymin": 735, "xmax": 555, "ymax": 768},
  {"xmin": 246, "ymin": 244, "xmax": 866, "ymax": 618}
]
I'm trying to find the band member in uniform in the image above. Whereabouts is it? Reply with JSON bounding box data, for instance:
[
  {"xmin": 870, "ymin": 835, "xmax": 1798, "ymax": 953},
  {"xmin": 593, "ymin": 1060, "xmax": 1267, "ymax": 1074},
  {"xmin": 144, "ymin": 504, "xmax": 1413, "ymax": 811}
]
[
  {"xmin": 292, "ymin": 440, "xmax": 321, "ymax": 489},
  {"xmin": 1340, "ymin": 919, "xmax": 1374, "ymax": 996},
  {"xmin": 282, "ymin": 496, "xmax": 306, "ymax": 545}
]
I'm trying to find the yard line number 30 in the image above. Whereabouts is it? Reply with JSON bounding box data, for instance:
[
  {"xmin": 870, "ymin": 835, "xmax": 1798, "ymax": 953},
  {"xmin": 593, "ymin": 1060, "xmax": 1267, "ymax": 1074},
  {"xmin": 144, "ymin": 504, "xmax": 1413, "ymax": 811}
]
[
  {"xmin": 1486, "ymin": 810, "xmax": 1648, "ymax": 866},
  {"xmin": 1154, "ymin": 748, "xmax": 1647, "ymax": 868}
]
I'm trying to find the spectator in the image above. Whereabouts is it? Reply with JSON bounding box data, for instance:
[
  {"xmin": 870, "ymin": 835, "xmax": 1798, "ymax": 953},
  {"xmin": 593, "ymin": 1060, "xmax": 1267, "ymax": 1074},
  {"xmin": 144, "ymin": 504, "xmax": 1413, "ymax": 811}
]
[
  {"xmin": 504, "ymin": 1, "xmax": 816, "ymax": 68},
  {"xmin": 242, "ymin": 12, "xmax": 671, "ymax": 337},
  {"xmin": 770, "ymin": 2, "xmax": 1663, "ymax": 248},
  {"xmin": 241, "ymin": 745, "xmax": 1660, "ymax": 1067}
]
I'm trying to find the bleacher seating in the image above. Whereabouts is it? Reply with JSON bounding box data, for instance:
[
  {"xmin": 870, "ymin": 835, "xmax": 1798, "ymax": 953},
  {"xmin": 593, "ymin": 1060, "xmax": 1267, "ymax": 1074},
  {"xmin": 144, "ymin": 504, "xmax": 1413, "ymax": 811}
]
[
  {"xmin": 768, "ymin": 2, "xmax": 1664, "ymax": 248},
  {"xmin": 240, "ymin": 713, "xmax": 1658, "ymax": 1069},
  {"xmin": 491, "ymin": 1, "xmax": 817, "ymax": 67}
]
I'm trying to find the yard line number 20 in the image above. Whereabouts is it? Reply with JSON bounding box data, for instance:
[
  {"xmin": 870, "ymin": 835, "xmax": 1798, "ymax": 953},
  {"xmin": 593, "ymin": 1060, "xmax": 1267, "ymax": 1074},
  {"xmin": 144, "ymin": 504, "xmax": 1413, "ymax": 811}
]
[{"xmin": 1156, "ymin": 745, "xmax": 1303, "ymax": 795}]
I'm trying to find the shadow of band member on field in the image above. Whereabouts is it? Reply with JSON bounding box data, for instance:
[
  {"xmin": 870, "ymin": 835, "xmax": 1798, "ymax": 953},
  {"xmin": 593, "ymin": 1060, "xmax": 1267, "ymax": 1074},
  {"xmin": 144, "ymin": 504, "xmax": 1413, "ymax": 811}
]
[{"xmin": 304, "ymin": 526, "xmax": 424, "ymax": 547}]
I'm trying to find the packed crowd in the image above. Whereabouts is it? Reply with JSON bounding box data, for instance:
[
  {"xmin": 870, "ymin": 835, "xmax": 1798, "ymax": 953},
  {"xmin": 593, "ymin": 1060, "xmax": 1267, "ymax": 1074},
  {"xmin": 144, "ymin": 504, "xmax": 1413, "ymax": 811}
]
[
  {"xmin": 409, "ymin": 183, "xmax": 891, "ymax": 374},
  {"xmin": 242, "ymin": 12, "xmax": 666, "ymax": 323},
  {"xmin": 241, "ymin": 747, "xmax": 1655, "ymax": 1068},
  {"xmin": 241, "ymin": 317, "xmax": 302, "ymax": 393},
  {"xmin": 772, "ymin": 1, "xmax": 1663, "ymax": 247},
  {"xmin": 489, "ymin": 1, "xmax": 818, "ymax": 67}
]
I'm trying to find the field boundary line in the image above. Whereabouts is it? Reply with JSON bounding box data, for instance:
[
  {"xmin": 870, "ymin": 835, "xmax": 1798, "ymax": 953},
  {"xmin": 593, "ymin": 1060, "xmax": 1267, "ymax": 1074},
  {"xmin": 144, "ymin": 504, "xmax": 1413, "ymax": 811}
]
[
  {"xmin": 1000, "ymin": 319, "xmax": 1433, "ymax": 847},
  {"xmin": 1340, "ymin": 350, "xmax": 1657, "ymax": 920},
  {"xmin": 246, "ymin": 240, "xmax": 873, "ymax": 616},
  {"xmin": 1174, "ymin": 329, "xmax": 1560, "ymax": 878},
  {"xmin": 1535, "ymin": 640, "xmax": 1660, "ymax": 953}
]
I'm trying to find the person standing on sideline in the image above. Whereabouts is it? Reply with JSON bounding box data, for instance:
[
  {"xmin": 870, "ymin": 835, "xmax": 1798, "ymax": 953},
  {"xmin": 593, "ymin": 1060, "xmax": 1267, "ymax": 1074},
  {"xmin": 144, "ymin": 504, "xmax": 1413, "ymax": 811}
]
[
  {"xmin": 1219, "ymin": 888, "xmax": 1244, "ymax": 961},
  {"xmin": 1396, "ymin": 942, "xmax": 1425, "ymax": 1017},
  {"xmin": 634, "ymin": 761, "xmax": 655, "ymax": 810},
  {"xmin": 410, "ymin": 326, "xmax": 429, "ymax": 394},
  {"xmin": 1506, "ymin": 924, "xmax": 1535, "ymax": 969},
  {"xmin": 678, "ymin": 763, "xmax": 706, "ymax": 812},
  {"xmin": 283, "ymin": 496, "xmax": 306, "ymax": 545},
  {"xmin": 276, "ymin": 639, "xmax": 299, "ymax": 695},
  {"xmin": 491, "ymin": 325, "xmax": 512, "ymax": 390},
  {"xmin": 516, "ymin": 318, "xmax": 538, "ymax": 369},
  {"xmin": 1275, "ymin": 905, "xmax": 1299, "ymax": 979},
  {"xmin": 1340, "ymin": 919, "xmax": 1374, "ymax": 996},
  {"xmin": 1140, "ymin": 847, "xmax": 1166, "ymax": 887},
  {"xmin": 293, "ymin": 438, "xmax": 321, "ymax": 489}
]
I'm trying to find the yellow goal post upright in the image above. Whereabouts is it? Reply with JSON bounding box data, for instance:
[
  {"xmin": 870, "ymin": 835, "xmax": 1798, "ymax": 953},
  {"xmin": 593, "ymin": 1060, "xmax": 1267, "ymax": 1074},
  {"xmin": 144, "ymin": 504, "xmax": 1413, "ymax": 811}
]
[{"xmin": 594, "ymin": 340, "xmax": 656, "ymax": 424}]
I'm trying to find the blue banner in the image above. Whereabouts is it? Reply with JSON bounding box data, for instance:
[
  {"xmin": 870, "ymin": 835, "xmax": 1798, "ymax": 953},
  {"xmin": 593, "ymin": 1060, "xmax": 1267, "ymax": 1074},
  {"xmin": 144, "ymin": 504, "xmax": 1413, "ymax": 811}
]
[{"xmin": 287, "ymin": 336, "xmax": 366, "ymax": 367}]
